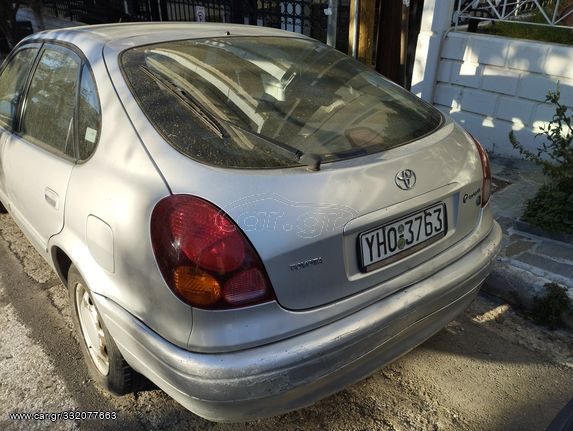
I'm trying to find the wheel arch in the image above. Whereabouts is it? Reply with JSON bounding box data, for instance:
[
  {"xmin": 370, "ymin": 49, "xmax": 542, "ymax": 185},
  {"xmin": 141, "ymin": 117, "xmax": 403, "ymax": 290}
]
[{"xmin": 50, "ymin": 245, "xmax": 73, "ymax": 286}]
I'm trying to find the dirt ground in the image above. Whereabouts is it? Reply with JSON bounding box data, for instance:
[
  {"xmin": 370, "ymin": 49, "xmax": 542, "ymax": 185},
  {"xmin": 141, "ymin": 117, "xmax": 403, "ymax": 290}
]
[{"xmin": 0, "ymin": 212, "xmax": 572, "ymax": 431}]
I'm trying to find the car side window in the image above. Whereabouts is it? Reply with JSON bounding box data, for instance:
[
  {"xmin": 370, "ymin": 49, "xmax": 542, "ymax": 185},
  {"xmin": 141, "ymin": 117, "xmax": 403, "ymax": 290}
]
[
  {"xmin": 77, "ymin": 64, "xmax": 101, "ymax": 160},
  {"xmin": 20, "ymin": 46, "xmax": 81, "ymax": 158},
  {"xmin": 0, "ymin": 48, "xmax": 38, "ymax": 131}
]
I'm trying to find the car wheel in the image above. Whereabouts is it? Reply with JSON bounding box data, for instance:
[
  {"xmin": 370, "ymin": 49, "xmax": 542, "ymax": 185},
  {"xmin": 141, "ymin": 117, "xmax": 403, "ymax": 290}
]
[
  {"xmin": 68, "ymin": 265, "xmax": 142, "ymax": 395},
  {"xmin": 0, "ymin": 201, "xmax": 6, "ymax": 213}
]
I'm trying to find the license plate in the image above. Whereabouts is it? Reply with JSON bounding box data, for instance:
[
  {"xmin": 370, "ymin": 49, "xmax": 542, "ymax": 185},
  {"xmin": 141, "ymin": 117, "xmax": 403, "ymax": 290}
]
[{"xmin": 359, "ymin": 202, "xmax": 447, "ymax": 272}]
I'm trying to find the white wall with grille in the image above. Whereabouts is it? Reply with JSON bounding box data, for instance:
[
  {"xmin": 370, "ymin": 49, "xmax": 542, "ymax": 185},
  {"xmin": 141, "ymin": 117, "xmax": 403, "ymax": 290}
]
[{"xmin": 433, "ymin": 31, "xmax": 573, "ymax": 157}]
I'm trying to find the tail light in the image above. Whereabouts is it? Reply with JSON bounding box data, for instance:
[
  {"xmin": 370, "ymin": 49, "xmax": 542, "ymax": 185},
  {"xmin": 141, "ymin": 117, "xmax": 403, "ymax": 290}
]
[
  {"xmin": 151, "ymin": 195, "xmax": 275, "ymax": 309},
  {"xmin": 469, "ymin": 133, "xmax": 491, "ymax": 207}
]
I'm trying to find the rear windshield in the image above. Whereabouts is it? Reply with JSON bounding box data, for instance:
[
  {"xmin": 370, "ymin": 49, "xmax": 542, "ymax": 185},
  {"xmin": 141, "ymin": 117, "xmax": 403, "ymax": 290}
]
[{"xmin": 121, "ymin": 36, "xmax": 443, "ymax": 169}]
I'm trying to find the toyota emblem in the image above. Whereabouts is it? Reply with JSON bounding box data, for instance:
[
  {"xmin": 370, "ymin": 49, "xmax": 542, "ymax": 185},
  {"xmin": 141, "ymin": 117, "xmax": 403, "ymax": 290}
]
[{"xmin": 395, "ymin": 169, "xmax": 416, "ymax": 190}]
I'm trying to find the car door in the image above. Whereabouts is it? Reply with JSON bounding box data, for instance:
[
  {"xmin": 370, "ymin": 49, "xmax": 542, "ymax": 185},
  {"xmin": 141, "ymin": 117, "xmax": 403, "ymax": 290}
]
[
  {"xmin": 3, "ymin": 43, "xmax": 81, "ymax": 252},
  {"xmin": 0, "ymin": 44, "xmax": 41, "ymax": 206}
]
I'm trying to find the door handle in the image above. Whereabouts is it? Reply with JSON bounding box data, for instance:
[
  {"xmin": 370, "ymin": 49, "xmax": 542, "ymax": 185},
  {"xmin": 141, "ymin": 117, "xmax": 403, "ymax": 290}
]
[{"xmin": 44, "ymin": 187, "xmax": 59, "ymax": 209}]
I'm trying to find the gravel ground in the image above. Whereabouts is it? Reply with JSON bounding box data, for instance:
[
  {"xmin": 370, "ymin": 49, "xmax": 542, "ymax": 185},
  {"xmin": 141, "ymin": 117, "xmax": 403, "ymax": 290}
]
[{"xmin": 0, "ymin": 212, "xmax": 572, "ymax": 431}]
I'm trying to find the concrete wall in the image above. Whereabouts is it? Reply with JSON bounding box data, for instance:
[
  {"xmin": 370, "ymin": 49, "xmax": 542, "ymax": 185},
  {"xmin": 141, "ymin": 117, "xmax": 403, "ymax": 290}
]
[{"xmin": 433, "ymin": 31, "xmax": 573, "ymax": 157}]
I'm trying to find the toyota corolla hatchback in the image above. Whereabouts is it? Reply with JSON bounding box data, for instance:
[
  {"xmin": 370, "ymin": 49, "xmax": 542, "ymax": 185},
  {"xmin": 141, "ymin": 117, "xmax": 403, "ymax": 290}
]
[{"xmin": 0, "ymin": 23, "xmax": 501, "ymax": 421}]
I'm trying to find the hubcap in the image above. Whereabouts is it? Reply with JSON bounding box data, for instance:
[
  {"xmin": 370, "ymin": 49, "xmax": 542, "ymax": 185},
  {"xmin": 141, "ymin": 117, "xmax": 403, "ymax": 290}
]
[{"xmin": 75, "ymin": 283, "xmax": 109, "ymax": 375}]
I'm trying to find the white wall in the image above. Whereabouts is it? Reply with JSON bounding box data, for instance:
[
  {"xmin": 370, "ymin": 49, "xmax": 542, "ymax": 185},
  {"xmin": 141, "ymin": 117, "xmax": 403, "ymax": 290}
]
[
  {"xmin": 433, "ymin": 31, "xmax": 573, "ymax": 157},
  {"xmin": 411, "ymin": 0, "xmax": 455, "ymax": 102}
]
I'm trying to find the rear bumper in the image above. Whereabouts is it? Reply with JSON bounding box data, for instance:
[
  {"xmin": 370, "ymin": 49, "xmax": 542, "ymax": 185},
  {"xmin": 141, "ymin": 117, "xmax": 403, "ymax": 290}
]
[{"xmin": 94, "ymin": 221, "xmax": 502, "ymax": 422}]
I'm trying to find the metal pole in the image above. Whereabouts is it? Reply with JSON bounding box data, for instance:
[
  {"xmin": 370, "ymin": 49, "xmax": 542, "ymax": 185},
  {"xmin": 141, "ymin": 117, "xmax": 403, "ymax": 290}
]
[
  {"xmin": 326, "ymin": 0, "xmax": 339, "ymax": 47},
  {"xmin": 401, "ymin": 1, "xmax": 410, "ymax": 87},
  {"xmin": 352, "ymin": 0, "xmax": 359, "ymax": 58},
  {"xmin": 552, "ymin": 0, "xmax": 561, "ymax": 25}
]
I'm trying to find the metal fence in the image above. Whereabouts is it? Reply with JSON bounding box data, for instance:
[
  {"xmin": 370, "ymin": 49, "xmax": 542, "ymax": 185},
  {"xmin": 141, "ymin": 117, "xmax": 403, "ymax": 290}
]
[
  {"xmin": 158, "ymin": 0, "xmax": 233, "ymax": 22},
  {"xmin": 453, "ymin": 0, "xmax": 573, "ymax": 29},
  {"xmin": 45, "ymin": 0, "xmax": 349, "ymax": 51},
  {"xmin": 45, "ymin": 0, "xmax": 139, "ymax": 23}
]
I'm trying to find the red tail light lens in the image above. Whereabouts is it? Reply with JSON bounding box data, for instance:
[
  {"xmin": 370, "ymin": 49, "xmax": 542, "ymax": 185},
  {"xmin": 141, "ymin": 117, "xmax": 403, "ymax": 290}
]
[
  {"xmin": 223, "ymin": 268, "xmax": 268, "ymax": 305},
  {"xmin": 151, "ymin": 195, "xmax": 275, "ymax": 309},
  {"xmin": 169, "ymin": 199, "xmax": 245, "ymax": 273},
  {"xmin": 469, "ymin": 134, "xmax": 491, "ymax": 207}
]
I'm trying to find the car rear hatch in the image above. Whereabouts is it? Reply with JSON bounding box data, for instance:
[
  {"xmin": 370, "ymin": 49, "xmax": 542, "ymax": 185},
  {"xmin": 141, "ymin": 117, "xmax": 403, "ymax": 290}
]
[
  {"xmin": 223, "ymin": 122, "xmax": 483, "ymax": 310},
  {"xmin": 141, "ymin": 120, "xmax": 483, "ymax": 311},
  {"xmin": 111, "ymin": 33, "xmax": 486, "ymax": 311}
]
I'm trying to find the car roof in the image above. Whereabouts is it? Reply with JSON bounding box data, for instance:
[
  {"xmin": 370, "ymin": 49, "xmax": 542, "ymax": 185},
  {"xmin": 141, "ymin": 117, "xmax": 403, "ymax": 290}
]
[{"xmin": 24, "ymin": 22, "xmax": 307, "ymax": 53}]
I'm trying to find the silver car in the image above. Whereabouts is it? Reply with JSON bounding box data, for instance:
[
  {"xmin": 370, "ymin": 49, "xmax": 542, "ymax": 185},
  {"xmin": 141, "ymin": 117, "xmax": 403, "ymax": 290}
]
[{"xmin": 0, "ymin": 23, "xmax": 501, "ymax": 421}]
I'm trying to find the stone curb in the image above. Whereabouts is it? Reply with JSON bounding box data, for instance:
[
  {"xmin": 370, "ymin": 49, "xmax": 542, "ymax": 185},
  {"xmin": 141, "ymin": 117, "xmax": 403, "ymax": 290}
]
[
  {"xmin": 514, "ymin": 220, "xmax": 573, "ymax": 245},
  {"xmin": 483, "ymin": 258, "xmax": 573, "ymax": 331}
]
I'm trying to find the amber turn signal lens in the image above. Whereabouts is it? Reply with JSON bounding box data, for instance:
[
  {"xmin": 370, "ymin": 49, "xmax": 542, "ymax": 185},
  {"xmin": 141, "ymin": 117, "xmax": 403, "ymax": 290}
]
[{"xmin": 173, "ymin": 266, "xmax": 221, "ymax": 306}]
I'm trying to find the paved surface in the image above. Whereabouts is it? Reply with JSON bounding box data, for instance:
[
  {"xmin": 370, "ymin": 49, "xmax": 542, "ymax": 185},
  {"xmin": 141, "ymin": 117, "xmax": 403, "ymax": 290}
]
[
  {"xmin": 486, "ymin": 156, "xmax": 573, "ymax": 326},
  {"xmin": 1, "ymin": 210, "xmax": 573, "ymax": 431}
]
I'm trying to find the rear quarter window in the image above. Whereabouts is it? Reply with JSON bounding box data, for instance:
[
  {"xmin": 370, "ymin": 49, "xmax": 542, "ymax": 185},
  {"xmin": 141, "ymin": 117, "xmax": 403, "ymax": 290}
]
[{"xmin": 77, "ymin": 64, "xmax": 101, "ymax": 160}]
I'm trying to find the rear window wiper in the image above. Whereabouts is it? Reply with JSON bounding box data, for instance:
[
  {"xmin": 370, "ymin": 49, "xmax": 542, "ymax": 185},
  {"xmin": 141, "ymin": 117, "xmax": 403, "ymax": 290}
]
[
  {"xmin": 140, "ymin": 65, "xmax": 228, "ymax": 140},
  {"xmin": 140, "ymin": 65, "xmax": 322, "ymax": 170},
  {"xmin": 221, "ymin": 119, "xmax": 300, "ymax": 159},
  {"xmin": 221, "ymin": 120, "xmax": 322, "ymax": 170}
]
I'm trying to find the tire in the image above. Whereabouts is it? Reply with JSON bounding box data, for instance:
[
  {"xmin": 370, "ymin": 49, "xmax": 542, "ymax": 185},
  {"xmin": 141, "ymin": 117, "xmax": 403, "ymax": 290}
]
[
  {"xmin": 0, "ymin": 201, "xmax": 7, "ymax": 213},
  {"xmin": 68, "ymin": 265, "xmax": 143, "ymax": 395}
]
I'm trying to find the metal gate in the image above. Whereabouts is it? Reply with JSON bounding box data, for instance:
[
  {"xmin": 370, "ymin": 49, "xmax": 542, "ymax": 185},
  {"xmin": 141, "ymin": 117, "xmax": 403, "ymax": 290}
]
[
  {"xmin": 158, "ymin": 0, "xmax": 233, "ymax": 22},
  {"xmin": 46, "ymin": 0, "xmax": 349, "ymax": 51}
]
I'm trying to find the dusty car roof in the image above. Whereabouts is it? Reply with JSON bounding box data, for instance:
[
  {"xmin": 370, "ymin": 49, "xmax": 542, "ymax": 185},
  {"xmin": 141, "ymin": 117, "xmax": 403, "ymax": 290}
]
[{"xmin": 24, "ymin": 22, "xmax": 306, "ymax": 51}]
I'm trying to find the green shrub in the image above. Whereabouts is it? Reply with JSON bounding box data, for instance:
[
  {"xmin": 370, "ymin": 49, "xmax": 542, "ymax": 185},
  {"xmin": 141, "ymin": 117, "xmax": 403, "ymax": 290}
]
[
  {"xmin": 521, "ymin": 180, "xmax": 573, "ymax": 235},
  {"xmin": 510, "ymin": 86, "xmax": 573, "ymax": 234},
  {"xmin": 531, "ymin": 282, "xmax": 572, "ymax": 329}
]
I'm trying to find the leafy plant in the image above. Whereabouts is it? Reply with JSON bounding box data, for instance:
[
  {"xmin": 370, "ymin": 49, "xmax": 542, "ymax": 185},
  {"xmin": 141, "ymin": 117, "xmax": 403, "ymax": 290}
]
[
  {"xmin": 520, "ymin": 180, "xmax": 573, "ymax": 234},
  {"xmin": 530, "ymin": 282, "xmax": 572, "ymax": 329},
  {"xmin": 510, "ymin": 86, "xmax": 573, "ymax": 182},
  {"xmin": 510, "ymin": 86, "xmax": 573, "ymax": 235}
]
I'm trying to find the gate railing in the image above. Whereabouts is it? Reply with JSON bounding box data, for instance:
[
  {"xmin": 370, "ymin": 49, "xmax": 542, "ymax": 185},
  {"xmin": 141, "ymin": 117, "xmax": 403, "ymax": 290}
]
[
  {"xmin": 453, "ymin": 0, "xmax": 573, "ymax": 29},
  {"xmin": 158, "ymin": 0, "xmax": 233, "ymax": 22},
  {"xmin": 44, "ymin": 0, "xmax": 350, "ymax": 52}
]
